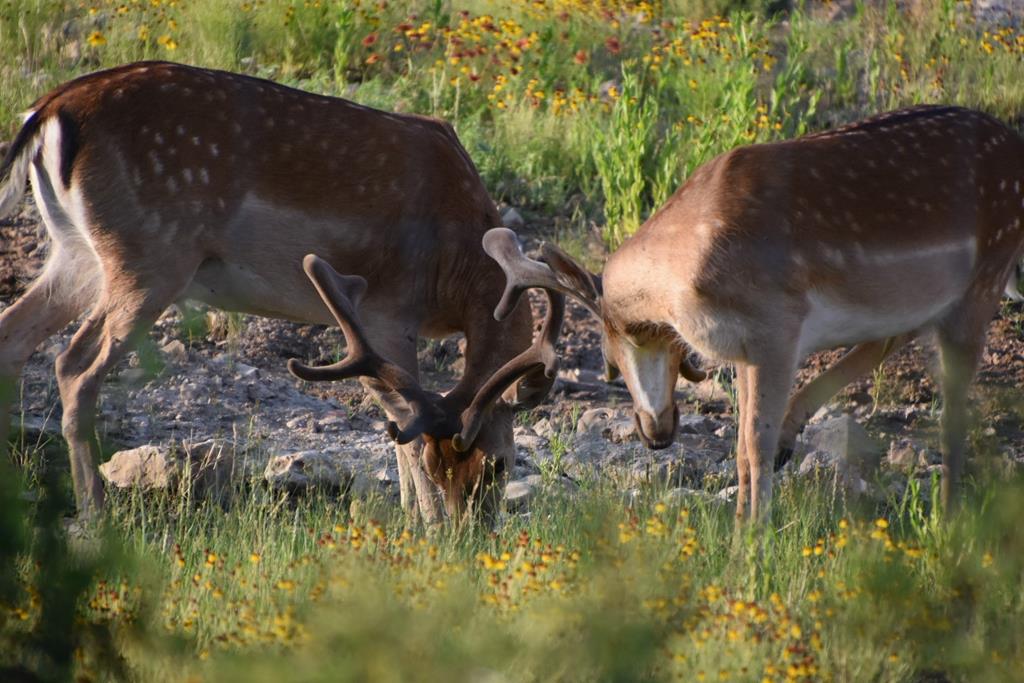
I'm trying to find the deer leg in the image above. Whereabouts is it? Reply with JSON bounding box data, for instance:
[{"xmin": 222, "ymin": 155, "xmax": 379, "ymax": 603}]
[
  {"xmin": 733, "ymin": 365, "xmax": 751, "ymax": 523},
  {"xmin": 740, "ymin": 351, "xmax": 798, "ymax": 521},
  {"xmin": 0, "ymin": 248, "xmax": 96, "ymax": 453},
  {"xmin": 356, "ymin": 324, "xmax": 443, "ymax": 526},
  {"xmin": 55, "ymin": 266, "xmax": 195, "ymax": 516},
  {"xmin": 935, "ymin": 330, "xmax": 984, "ymax": 514},
  {"xmin": 777, "ymin": 334, "xmax": 912, "ymax": 467}
]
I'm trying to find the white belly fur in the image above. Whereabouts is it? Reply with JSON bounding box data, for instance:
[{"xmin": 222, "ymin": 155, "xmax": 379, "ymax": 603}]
[{"xmin": 796, "ymin": 289, "xmax": 956, "ymax": 356}]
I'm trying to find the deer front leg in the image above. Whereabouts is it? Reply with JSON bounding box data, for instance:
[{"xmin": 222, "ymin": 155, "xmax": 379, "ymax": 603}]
[
  {"xmin": 733, "ymin": 364, "xmax": 751, "ymax": 523},
  {"xmin": 778, "ymin": 334, "xmax": 911, "ymax": 467},
  {"xmin": 396, "ymin": 439, "xmax": 443, "ymax": 526},
  {"xmin": 739, "ymin": 352, "xmax": 797, "ymax": 521}
]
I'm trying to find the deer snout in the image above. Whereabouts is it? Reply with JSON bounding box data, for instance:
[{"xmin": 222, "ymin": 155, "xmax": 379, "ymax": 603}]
[{"xmin": 634, "ymin": 403, "xmax": 679, "ymax": 450}]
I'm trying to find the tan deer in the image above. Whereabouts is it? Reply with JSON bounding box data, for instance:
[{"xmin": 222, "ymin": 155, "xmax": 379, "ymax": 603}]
[
  {"xmin": 485, "ymin": 105, "xmax": 1024, "ymax": 520},
  {"xmin": 0, "ymin": 61, "xmax": 563, "ymax": 522}
]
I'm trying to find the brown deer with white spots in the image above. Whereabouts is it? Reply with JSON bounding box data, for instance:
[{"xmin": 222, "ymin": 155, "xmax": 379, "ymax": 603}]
[
  {"xmin": 0, "ymin": 61, "xmax": 563, "ymax": 522},
  {"xmin": 484, "ymin": 105, "xmax": 1024, "ymax": 520}
]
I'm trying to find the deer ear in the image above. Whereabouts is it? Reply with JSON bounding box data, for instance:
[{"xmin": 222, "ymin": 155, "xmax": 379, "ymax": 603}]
[
  {"xmin": 538, "ymin": 242, "xmax": 602, "ymax": 310},
  {"xmin": 678, "ymin": 353, "xmax": 707, "ymax": 383}
]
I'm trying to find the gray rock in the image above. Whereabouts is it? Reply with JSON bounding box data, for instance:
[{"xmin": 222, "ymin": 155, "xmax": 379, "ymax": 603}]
[
  {"xmin": 532, "ymin": 417, "xmax": 557, "ymax": 440},
  {"xmin": 235, "ymin": 362, "xmax": 259, "ymax": 380},
  {"xmin": 798, "ymin": 450, "xmax": 870, "ymax": 495},
  {"xmin": 100, "ymin": 445, "xmax": 172, "ymax": 490},
  {"xmin": 576, "ymin": 407, "xmax": 613, "ymax": 435},
  {"xmin": 99, "ymin": 439, "xmax": 233, "ymax": 496},
  {"xmin": 316, "ymin": 410, "xmax": 350, "ymax": 432},
  {"xmin": 263, "ymin": 450, "xmax": 354, "ymax": 492},
  {"xmin": 501, "ymin": 207, "xmax": 525, "ymax": 230},
  {"xmin": 662, "ymin": 487, "xmax": 721, "ymax": 507},
  {"xmin": 161, "ymin": 339, "xmax": 188, "ymax": 364},
  {"xmin": 504, "ymin": 474, "xmax": 542, "ymax": 511},
  {"xmin": 887, "ymin": 438, "xmax": 926, "ymax": 470},
  {"xmin": 716, "ymin": 485, "xmax": 739, "ymax": 501},
  {"xmin": 677, "ymin": 414, "xmax": 717, "ymax": 435},
  {"xmin": 575, "ymin": 407, "xmax": 634, "ymax": 442},
  {"xmin": 503, "ymin": 474, "xmax": 577, "ymax": 512},
  {"xmin": 799, "ymin": 415, "xmax": 882, "ymax": 476},
  {"xmin": 11, "ymin": 414, "xmax": 61, "ymax": 443}
]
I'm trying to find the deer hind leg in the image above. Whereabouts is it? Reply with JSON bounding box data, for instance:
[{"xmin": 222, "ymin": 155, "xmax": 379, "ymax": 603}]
[
  {"xmin": 934, "ymin": 310, "xmax": 991, "ymax": 514},
  {"xmin": 737, "ymin": 349, "xmax": 798, "ymax": 521},
  {"xmin": 55, "ymin": 261, "xmax": 197, "ymax": 516},
  {"xmin": 777, "ymin": 334, "xmax": 912, "ymax": 468},
  {"xmin": 0, "ymin": 184, "xmax": 102, "ymax": 455}
]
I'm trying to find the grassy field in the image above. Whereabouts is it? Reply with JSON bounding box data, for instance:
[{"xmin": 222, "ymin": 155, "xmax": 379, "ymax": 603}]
[{"xmin": 2, "ymin": 0, "xmax": 1024, "ymax": 681}]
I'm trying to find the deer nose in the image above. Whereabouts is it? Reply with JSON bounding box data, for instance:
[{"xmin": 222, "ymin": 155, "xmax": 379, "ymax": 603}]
[{"xmin": 634, "ymin": 404, "xmax": 678, "ymax": 450}]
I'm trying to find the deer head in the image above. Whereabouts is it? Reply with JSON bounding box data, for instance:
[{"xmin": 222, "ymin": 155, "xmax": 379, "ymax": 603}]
[
  {"xmin": 483, "ymin": 228, "xmax": 705, "ymax": 450},
  {"xmin": 288, "ymin": 253, "xmax": 564, "ymax": 520}
]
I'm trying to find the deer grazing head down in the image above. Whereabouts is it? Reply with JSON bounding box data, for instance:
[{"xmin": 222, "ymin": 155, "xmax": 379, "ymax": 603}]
[
  {"xmin": 486, "ymin": 105, "xmax": 1024, "ymax": 521},
  {"xmin": 288, "ymin": 254, "xmax": 564, "ymax": 520},
  {"xmin": 0, "ymin": 61, "xmax": 551, "ymax": 522}
]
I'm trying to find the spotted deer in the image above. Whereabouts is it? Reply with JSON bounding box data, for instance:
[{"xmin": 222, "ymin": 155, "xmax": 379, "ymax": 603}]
[
  {"xmin": 0, "ymin": 61, "xmax": 562, "ymax": 522},
  {"xmin": 485, "ymin": 105, "xmax": 1024, "ymax": 520}
]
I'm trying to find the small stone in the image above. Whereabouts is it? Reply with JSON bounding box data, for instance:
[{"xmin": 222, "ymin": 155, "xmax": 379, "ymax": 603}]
[
  {"xmin": 716, "ymin": 485, "xmax": 739, "ymax": 501},
  {"xmin": 677, "ymin": 414, "xmax": 716, "ymax": 435},
  {"xmin": 235, "ymin": 362, "xmax": 259, "ymax": 379},
  {"xmin": 161, "ymin": 339, "xmax": 188, "ymax": 363},
  {"xmin": 316, "ymin": 410, "xmax": 349, "ymax": 432},
  {"xmin": 501, "ymin": 207, "xmax": 525, "ymax": 229},
  {"xmin": 532, "ymin": 417, "xmax": 556, "ymax": 440},
  {"xmin": 576, "ymin": 407, "xmax": 614, "ymax": 436},
  {"xmin": 504, "ymin": 474, "xmax": 541, "ymax": 511},
  {"xmin": 285, "ymin": 415, "xmax": 311, "ymax": 430},
  {"xmin": 887, "ymin": 439, "xmax": 924, "ymax": 470},
  {"xmin": 264, "ymin": 451, "xmax": 354, "ymax": 493},
  {"xmin": 118, "ymin": 368, "xmax": 149, "ymax": 386}
]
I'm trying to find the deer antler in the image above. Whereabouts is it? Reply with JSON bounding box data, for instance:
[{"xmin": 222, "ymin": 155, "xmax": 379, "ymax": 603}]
[
  {"xmin": 287, "ymin": 254, "xmax": 453, "ymax": 444},
  {"xmin": 451, "ymin": 287, "xmax": 565, "ymax": 452},
  {"xmin": 483, "ymin": 228, "xmax": 601, "ymax": 320},
  {"xmin": 483, "ymin": 228, "xmax": 706, "ymax": 383}
]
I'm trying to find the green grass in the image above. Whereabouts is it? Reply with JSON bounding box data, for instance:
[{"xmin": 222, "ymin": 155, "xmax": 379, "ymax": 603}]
[
  {"xmin": 2, "ymin": 0, "xmax": 1024, "ymax": 246},
  {"xmin": 2, "ymin": 450, "xmax": 1024, "ymax": 681}
]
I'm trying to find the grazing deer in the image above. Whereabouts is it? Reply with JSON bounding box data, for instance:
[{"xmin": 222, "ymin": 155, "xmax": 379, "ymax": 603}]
[
  {"xmin": 0, "ymin": 61, "xmax": 561, "ymax": 521},
  {"xmin": 485, "ymin": 105, "xmax": 1024, "ymax": 520}
]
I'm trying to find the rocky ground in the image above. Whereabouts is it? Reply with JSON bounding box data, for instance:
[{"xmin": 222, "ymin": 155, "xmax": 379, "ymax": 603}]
[{"xmin": 3, "ymin": 197, "xmax": 1024, "ymax": 513}]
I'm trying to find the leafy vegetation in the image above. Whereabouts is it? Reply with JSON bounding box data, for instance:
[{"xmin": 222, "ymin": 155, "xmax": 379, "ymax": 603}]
[{"xmin": 2, "ymin": 0, "xmax": 1024, "ymax": 246}]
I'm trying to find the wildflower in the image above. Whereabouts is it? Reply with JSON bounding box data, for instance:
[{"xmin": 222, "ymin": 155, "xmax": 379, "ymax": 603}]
[
  {"xmin": 366, "ymin": 54, "xmax": 381, "ymax": 65},
  {"xmin": 573, "ymin": 49, "xmax": 588, "ymax": 65},
  {"xmin": 87, "ymin": 31, "xmax": 107, "ymax": 47},
  {"xmin": 605, "ymin": 36, "xmax": 621, "ymax": 55},
  {"xmin": 362, "ymin": 33, "xmax": 378, "ymax": 47}
]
